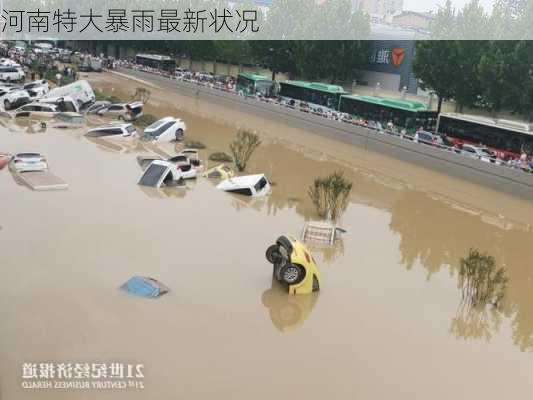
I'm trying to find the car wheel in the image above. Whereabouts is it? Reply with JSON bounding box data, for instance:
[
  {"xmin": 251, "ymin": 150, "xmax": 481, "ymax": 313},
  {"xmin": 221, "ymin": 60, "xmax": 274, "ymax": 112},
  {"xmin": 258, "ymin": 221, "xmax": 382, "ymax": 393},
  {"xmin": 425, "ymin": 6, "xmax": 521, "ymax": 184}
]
[
  {"xmin": 175, "ymin": 129, "xmax": 184, "ymax": 141},
  {"xmin": 3, "ymin": 100, "xmax": 10, "ymax": 110},
  {"xmin": 266, "ymin": 244, "xmax": 282, "ymax": 264},
  {"xmin": 117, "ymin": 115, "xmax": 124, "ymax": 121},
  {"xmin": 280, "ymin": 264, "xmax": 304, "ymax": 285}
]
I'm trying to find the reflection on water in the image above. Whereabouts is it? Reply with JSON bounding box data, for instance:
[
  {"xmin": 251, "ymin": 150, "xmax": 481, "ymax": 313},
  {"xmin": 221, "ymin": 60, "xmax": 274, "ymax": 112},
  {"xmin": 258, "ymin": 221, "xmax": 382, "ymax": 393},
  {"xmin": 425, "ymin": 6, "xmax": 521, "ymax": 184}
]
[
  {"xmin": 261, "ymin": 278, "xmax": 319, "ymax": 333},
  {"xmin": 137, "ymin": 183, "xmax": 190, "ymax": 199},
  {"xmin": 450, "ymin": 250, "xmax": 509, "ymax": 342},
  {"xmin": 307, "ymin": 239, "xmax": 345, "ymax": 265},
  {"xmin": 450, "ymin": 303, "xmax": 505, "ymax": 342},
  {"xmin": 390, "ymin": 189, "xmax": 533, "ymax": 351}
]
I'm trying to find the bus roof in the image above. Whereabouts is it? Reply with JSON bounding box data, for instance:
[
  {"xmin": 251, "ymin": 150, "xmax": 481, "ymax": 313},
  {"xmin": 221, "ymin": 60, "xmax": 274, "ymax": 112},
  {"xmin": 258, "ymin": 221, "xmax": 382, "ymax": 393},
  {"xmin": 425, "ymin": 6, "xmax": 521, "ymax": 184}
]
[
  {"xmin": 439, "ymin": 112, "xmax": 533, "ymax": 136},
  {"xmin": 341, "ymin": 95, "xmax": 430, "ymax": 113},
  {"xmin": 280, "ymin": 80, "xmax": 348, "ymax": 95},
  {"xmin": 238, "ymin": 72, "xmax": 271, "ymax": 82},
  {"xmin": 136, "ymin": 53, "xmax": 173, "ymax": 61}
]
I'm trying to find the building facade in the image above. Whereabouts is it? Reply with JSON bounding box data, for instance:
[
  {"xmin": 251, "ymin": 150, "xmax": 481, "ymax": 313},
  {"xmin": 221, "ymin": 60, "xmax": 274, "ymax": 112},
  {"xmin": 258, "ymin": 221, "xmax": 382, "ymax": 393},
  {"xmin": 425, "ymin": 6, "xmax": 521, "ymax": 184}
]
[
  {"xmin": 359, "ymin": 40, "xmax": 419, "ymax": 94},
  {"xmin": 352, "ymin": 0, "xmax": 404, "ymax": 21}
]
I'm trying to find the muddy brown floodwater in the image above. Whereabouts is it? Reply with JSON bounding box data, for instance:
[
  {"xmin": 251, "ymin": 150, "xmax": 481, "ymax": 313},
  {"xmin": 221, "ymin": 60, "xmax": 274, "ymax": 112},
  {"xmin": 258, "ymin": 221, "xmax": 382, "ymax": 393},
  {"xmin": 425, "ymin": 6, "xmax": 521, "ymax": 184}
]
[{"xmin": 1, "ymin": 71, "xmax": 533, "ymax": 400}]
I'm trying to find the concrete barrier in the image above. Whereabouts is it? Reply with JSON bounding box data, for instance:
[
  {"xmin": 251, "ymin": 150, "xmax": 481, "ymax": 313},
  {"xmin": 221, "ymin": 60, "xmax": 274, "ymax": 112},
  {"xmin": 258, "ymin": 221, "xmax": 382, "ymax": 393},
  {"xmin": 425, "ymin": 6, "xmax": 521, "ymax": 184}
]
[{"xmin": 116, "ymin": 69, "xmax": 533, "ymax": 200}]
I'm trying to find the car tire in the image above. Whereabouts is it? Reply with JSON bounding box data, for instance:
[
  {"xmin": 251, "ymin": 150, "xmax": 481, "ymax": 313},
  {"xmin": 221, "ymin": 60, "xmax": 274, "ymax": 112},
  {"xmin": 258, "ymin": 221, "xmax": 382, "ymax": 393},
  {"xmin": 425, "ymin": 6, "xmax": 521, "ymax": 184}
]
[
  {"xmin": 280, "ymin": 263, "xmax": 304, "ymax": 285},
  {"xmin": 175, "ymin": 129, "xmax": 184, "ymax": 141},
  {"xmin": 117, "ymin": 115, "xmax": 124, "ymax": 121},
  {"xmin": 3, "ymin": 100, "xmax": 10, "ymax": 110},
  {"xmin": 266, "ymin": 244, "xmax": 282, "ymax": 264}
]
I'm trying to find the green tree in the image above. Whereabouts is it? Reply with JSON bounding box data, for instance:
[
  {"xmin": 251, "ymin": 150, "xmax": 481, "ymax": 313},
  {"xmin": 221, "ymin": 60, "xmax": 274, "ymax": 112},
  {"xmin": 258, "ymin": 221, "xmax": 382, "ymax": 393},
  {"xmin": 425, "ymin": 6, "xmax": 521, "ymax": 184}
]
[
  {"xmin": 412, "ymin": 41, "xmax": 458, "ymax": 114},
  {"xmin": 453, "ymin": 41, "xmax": 488, "ymax": 111},
  {"xmin": 430, "ymin": 0, "xmax": 456, "ymax": 39},
  {"xmin": 477, "ymin": 42, "xmax": 515, "ymax": 115}
]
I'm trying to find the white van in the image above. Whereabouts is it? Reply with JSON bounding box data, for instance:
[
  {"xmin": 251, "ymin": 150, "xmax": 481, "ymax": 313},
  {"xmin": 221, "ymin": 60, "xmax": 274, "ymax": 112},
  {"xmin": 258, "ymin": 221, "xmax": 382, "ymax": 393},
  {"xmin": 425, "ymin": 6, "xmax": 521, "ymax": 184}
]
[
  {"xmin": 38, "ymin": 96, "xmax": 80, "ymax": 113},
  {"xmin": 45, "ymin": 80, "xmax": 95, "ymax": 107}
]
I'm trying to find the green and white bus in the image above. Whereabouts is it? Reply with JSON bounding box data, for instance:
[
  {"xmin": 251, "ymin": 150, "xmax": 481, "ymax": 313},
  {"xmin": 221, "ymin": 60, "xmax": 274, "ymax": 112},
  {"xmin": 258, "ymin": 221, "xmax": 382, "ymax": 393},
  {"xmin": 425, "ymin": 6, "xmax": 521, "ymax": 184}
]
[
  {"xmin": 339, "ymin": 95, "xmax": 438, "ymax": 132},
  {"xmin": 278, "ymin": 80, "xmax": 348, "ymax": 110},
  {"xmin": 236, "ymin": 72, "xmax": 274, "ymax": 97}
]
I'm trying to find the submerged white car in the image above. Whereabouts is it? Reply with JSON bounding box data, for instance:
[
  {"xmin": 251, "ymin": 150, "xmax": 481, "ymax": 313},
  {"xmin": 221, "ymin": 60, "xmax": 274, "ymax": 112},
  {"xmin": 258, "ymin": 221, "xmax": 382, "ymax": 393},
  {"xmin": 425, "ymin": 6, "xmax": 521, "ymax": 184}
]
[
  {"xmin": 8, "ymin": 152, "xmax": 48, "ymax": 172},
  {"xmin": 97, "ymin": 101, "xmax": 143, "ymax": 121},
  {"xmin": 143, "ymin": 117, "xmax": 186, "ymax": 142},
  {"xmin": 138, "ymin": 160, "xmax": 186, "ymax": 188},
  {"xmin": 217, "ymin": 174, "xmax": 271, "ymax": 197},
  {"xmin": 85, "ymin": 123, "xmax": 137, "ymax": 138},
  {"xmin": 137, "ymin": 153, "xmax": 199, "ymax": 179},
  {"xmin": 23, "ymin": 80, "xmax": 49, "ymax": 99},
  {"xmin": 14, "ymin": 102, "xmax": 59, "ymax": 118}
]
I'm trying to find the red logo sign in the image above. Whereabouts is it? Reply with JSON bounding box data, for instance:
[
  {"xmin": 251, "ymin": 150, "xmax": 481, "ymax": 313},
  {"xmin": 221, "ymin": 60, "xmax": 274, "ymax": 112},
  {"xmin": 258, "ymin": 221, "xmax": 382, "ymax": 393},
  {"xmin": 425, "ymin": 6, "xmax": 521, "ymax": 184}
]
[{"xmin": 392, "ymin": 48, "xmax": 405, "ymax": 67}]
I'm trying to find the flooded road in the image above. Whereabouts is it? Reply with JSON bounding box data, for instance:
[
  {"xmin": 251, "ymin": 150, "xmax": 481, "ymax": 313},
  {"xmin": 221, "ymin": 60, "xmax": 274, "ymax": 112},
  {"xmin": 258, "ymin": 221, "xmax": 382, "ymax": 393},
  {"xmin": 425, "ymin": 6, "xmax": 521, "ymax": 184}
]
[{"xmin": 1, "ymin": 72, "xmax": 533, "ymax": 399}]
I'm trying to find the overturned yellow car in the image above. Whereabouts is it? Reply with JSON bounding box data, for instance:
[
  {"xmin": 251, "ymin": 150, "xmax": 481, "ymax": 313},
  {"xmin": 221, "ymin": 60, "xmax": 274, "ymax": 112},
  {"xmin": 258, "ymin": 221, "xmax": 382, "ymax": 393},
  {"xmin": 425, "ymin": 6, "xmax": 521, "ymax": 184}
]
[{"xmin": 265, "ymin": 235, "xmax": 321, "ymax": 295}]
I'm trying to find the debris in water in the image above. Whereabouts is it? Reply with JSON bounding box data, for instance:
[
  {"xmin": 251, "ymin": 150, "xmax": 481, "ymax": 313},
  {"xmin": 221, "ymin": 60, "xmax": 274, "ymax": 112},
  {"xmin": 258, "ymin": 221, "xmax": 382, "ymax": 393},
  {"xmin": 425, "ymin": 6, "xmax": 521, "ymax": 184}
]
[
  {"xmin": 301, "ymin": 221, "xmax": 346, "ymax": 245},
  {"xmin": 121, "ymin": 276, "xmax": 169, "ymax": 298}
]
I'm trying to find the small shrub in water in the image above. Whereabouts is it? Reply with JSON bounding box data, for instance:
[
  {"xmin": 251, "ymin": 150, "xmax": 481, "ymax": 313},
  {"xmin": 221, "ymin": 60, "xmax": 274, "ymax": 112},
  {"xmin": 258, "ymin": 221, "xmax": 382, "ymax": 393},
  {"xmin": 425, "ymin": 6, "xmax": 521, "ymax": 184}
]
[
  {"xmin": 185, "ymin": 141, "xmax": 206, "ymax": 149},
  {"xmin": 230, "ymin": 129, "xmax": 261, "ymax": 172},
  {"xmin": 308, "ymin": 172, "xmax": 352, "ymax": 221},
  {"xmin": 209, "ymin": 152, "xmax": 233, "ymax": 163},
  {"xmin": 135, "ymin": 114, "xmax": 158, "ymax": 129}
]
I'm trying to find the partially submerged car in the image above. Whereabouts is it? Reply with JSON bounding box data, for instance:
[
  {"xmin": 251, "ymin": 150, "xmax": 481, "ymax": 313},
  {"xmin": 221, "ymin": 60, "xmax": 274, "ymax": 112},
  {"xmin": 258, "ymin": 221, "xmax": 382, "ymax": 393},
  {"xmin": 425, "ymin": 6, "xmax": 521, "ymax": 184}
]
[
  {"xmin": 8, "ymin": 152, "xmax": 48, "ymax": 173},
  {"xmin": 217, "ymin": 174, "xmax": 270, "ymax": 197},
  {"xmin": 265, "ymin": 235, "xmax": 321, "ymax": 295},
  {"xmin": 137, "ymin": 154, "xmax": 198, "ymax": 179},
  {"xmin": 143, "ymin": 116, "xmax": 186, "ymax": 142},
  {"xmin": 85, "ymin": 123, "xmax": 137, "ymax": 138},
  {"xmin": 121, "ymin": 276, "xmax": 169, "ymax": 298},
  {"xmin": 138, "ymin": 160, "xmax": 186, "ymax": 188},
  {"xmin": 203, "ymin": 164, "xmax": 235, "ymax": 180},
  {"xmin": 14, "ymin": 102, "xmax": 59, "ymax": 118},
  {"xmin": 180, "ymin": 148, "xmax": 199, "ymax": 160},
  {"xmin": 97, "ymin": 101, "xmax": 143, "ymax": 121},
  {"xmin": 51, "ymin": 112, "xmax": 86, "ymax": 129},
  {"xmin": 82, "ymin": 100, "xmax": 111, "ymax": 115},
  {"xmin": 23, "ymin": 80, "xmax": 49, "ymax": 99}
]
